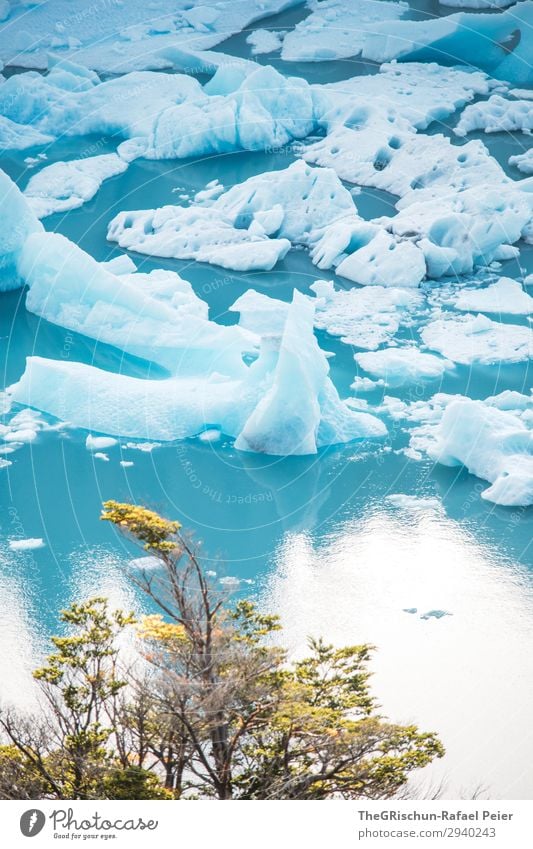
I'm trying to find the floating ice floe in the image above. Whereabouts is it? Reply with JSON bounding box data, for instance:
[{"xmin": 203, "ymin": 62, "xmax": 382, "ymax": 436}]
[
  {"xmin": 304, "ymin": 77, "xmax": 533, "ymax": 278},
  {"xmin": 8, "ymin": 538, "xmax": 45, "ymax": 551},
  {"xmin": 24, "ymin": 153, "xmax": 129, "ymax": 218},
  {"xmin": 18, "ymin": 231, "xmax": 253, "ymax": 376},
  {"xmin": 421, "ymin": 313, "xmax": 533, "ymax": 365},
  {"xmin": 386, "ymin": 494, "xmax": 442, "ymax": 511},
  {"xmin": 0, "ymin": 408, "xmax": 66, "ymax": 461},
  {"xmin": 422, "ymin": 398, "xmax": 533, "ymax": 507},
  {"xmin": 108, "ymin": 160, "xmax": 352, "ymax": 272},
  {"xmin": 107, "ymin": 148, "xmax": 522, "ymax": 285},
  {"xmin": 455, "ymin": 95, "xmax": 533, "ymax": 136},
  {"xmin": 246, "ymin": 29, "xmax": 285, "ymax": 55},
  {"xmin": 376, "ymin": 390, "xmax": 533, "ymax": 506},
  {"xmin": 509, "ymin": 149, "xmax": 533, "ymax": 175},
  {"xmin": 449, "ymin": 277, "xmax": 533, "ymax": 315},
  {"xmin": 311, "ymin": 280, "xmax": 425, "ymax": 346},
  {"xmin": 8, "ymin": 292, "xmax": 386, "ymax": 455},
  {"xmin": 355, "ymin": 348, "xmax": 453, "ymax": 387},
  {"xmin": 0, "ymin": 0, "xmax": 301, "ymax": 73}
]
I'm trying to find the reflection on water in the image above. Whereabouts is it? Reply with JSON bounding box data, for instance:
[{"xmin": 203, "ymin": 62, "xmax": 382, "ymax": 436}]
[{"xmin": 264, "ymin": 500, "xmax": 533, "ymax": 799}]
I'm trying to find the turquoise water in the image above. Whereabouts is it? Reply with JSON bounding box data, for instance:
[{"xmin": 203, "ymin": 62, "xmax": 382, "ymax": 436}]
[{"xmin": 1, "ymin": 4, "xmax": 533, "ymax": 798}]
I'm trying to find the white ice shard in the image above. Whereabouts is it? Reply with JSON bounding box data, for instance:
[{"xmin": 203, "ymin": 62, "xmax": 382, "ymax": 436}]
[
  {"xmin": 18, "ymin": 232, "xmax": 252, "ymax": 376},
  {"xmin": 455, "ymin": 95, "xmax": 533, "ymax": 136},
  {"xmin": 8, "ymin": 292, "xmax": 386, "ymax": 455},
  {"xmin": 235, "ymin": 292, "xmax": 386, "ymax": 454},
  {"xmin": 24, "ymin": 153, "xmax": 129, "ymax": 218},
  {"xmin": 421, "ymin": 313, "xmax": 533, "ymax": 365},
  {"xmin": 451, "ymin": 277, "xmax": 533, "ymax": 315},
  {"xmin": 426, "ymin": 398, "xmax": 533, "ymax": 507},
  {"xmin": 0, "ymin": 169, "xmax": 43, "ymax": 290},
  {"xmin": 355, "ymin": 348, "xmax": 452, "ymax": 387}
]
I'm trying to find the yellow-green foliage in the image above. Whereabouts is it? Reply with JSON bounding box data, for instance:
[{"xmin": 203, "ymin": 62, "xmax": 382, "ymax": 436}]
[{"xmin": 101, "ymin": 501, "xmax": 180, "ymax": 552}]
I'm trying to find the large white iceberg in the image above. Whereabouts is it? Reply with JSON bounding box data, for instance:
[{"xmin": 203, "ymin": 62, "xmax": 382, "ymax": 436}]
[
  {"xmin": 18, "ymin": 231, "xmax": 252, "ymax": 376},
  {"xmin": 107, "ymin": 160, "xmax": 355, "ymax": 271},
  {"xmin": 8, "ymin": 291, "xmax": 386, "ymax": 455}
]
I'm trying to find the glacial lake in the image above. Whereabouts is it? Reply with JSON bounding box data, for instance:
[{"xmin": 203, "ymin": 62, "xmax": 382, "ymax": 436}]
[{"xmin": 1, "ymin": 2, "xmax": 532, "ymax": 799}]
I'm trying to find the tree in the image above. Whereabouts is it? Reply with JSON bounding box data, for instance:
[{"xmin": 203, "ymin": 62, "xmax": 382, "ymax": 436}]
[
  {"xmin": 102, "ymin": 501, "xmax": 445, "ymax": 800},
  {"xmin": 0, "ymin": 598, "xmax": 168, "ymax": 800},
  {"xmin": 0, "ymin": 502, "xmax": 444, "ymax": 800}
]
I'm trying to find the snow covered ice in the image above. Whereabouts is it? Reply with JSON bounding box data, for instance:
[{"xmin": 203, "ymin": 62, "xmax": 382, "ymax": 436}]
[
  {"xmin": 449, "ymin": 277, "xmax": 533, "ymax": 315},
  {"xmin": 355, "ymin": 349, "xmax": 453, "ymax": 387},
  {"xmin": 421, "ymin": 313, "xmax": 533, "ymax": 365},
  {"xmin": 24, "ymin": 154, "xmax": 129, "ymax": 218},
  {"xmin": 455, "ymin": 95, "xmax": 533, "ymax": 136}
]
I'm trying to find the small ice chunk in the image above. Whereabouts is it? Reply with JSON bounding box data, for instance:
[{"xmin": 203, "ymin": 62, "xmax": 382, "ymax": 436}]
[
  {"xmin": 86, "ymin": 435, "xmax": 118, "ymax": 451},
  {"xmin": 451, "ymin": 277, "xmax": 533, "ymax": 315},
  {"xmin": 198, "ymin": 429, "xmax": 222, "ymax": 443},
  {"xmin": 246, "ymin": 28, "xmax": 284, "ymax": 55},
  {"xmin": 8, "ymin": 538, "xmax": 45, "ymax": 551},
  {"xmin": 355, "ymin": 348, "xmax": 451, "ymax": 387}
]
